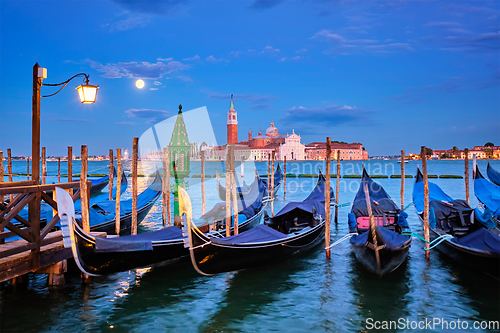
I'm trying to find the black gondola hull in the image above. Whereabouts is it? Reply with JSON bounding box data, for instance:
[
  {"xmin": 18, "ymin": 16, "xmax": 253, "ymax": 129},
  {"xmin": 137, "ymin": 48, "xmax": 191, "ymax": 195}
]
[
  {"xmin": 351, "ymin": 242, "xmax": 410, "ymax": 276},
  {"xmin": 429, "ymin": 227, "xmax": 500, "ymax": 278},
  {"xmin": 189, "ymin": 222, "xmax": 325, "ymax": 275},
  {"xmin": 69, "ymin": 204, "xmax": 266, "ymax": 275}
]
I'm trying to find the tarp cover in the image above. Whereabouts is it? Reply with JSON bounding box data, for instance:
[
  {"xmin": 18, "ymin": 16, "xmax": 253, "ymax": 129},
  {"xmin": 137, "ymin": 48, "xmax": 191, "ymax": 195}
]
[
  {"xmin": 413, "ymin": 169, "xmax": 454, "ymax": 214},
  {"xmin": 487, "ymin": 163, "xmax": 500, "ymax": 187},
  {"xmin": 451, "ymin": 227, "xmax": 500, "ymax": 254},
  {"xmin": 212, "ymin": 224, "xmax": 287, "ymax": 245},
  {"xmin": 474, "ymin": 175, "xmax": 500, "ymax": 219},
  {"xmin": 350, "ymin": 225, "xmax": 409, "ymax": 251},
  {"xmin": 273, "ymin": 173, "xmax": 332, "ymax": 219},
  {"xmin": 94, "ymin": 226, "xmax": 183, "ymax": 252},
  {"xmin": 429, "ymin": 199, "xmax": 472, "ymax": 221},
  {"xmin": 351, "ymin": 169, "xmax": 399, "ymax": 218},
  {"xmin": 474, "ymin": 207, "xmax": 496, "ymax": 229},
  {"xmin": 262, "ymin": 164, "xmax": 284, "ymax": 187}
]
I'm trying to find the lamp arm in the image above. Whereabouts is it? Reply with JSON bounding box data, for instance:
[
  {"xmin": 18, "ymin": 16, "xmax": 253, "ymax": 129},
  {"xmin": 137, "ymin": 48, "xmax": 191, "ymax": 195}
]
[{"xmin": 41, "ymin": 73, "xmax": 90, "ymax": 98}]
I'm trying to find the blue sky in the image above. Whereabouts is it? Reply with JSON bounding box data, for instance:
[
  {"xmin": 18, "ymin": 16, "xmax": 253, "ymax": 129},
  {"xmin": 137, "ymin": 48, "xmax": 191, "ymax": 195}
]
[{"xmin": 0, "ymin": 0, "xmax": 499, "ymax": 156}]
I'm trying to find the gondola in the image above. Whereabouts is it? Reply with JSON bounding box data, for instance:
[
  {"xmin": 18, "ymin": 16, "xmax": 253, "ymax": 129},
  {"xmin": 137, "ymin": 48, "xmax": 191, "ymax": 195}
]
[
  {"xmin": 15, "ymin": 170, "xmax": 128, "ymax": 226},
  {"xmin": 185, "ymin": 171, "xmax": 331, "ymax": 276},
  {"xmin": 474, "ymin": 165, "xmax": 500, "ymax": 225},
  {"xmin": 413, "ymin": 168, "xmax": 500, "ymax": 277},
  {"xmin": 217, "ymin": 164, "xmax": 284, "ymax": 201},
  {"xmin": 348, "ymin": 167, "xmax": 411, "ymax": 276},
  {"xmin": 85, "ymin": 171, "xmax": 162, "ymax": 233},
  {"xmin": 57, "ymin": 175, "xmax": 268, "ymax": 276},
  {"xmin": 487, "ymin": 162, "xmax": 500, "ymax": 186}
]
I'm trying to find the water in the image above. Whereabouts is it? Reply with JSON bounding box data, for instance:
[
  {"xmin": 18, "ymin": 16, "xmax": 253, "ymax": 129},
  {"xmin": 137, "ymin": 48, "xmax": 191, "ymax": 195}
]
[{"xmin": 1, "ymin": 160, "xmax": 499, "ymax": 332}]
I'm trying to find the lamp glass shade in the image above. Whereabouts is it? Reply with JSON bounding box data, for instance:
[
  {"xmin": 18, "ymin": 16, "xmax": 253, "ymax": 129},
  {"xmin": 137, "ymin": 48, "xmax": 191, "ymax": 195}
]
[{"xmin": 76, "ymin": 84, "xmax": 98, "ymax": 104}]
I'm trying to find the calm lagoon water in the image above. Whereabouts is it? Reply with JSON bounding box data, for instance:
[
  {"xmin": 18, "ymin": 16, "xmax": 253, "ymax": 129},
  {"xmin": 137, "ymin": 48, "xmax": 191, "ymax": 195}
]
[{"xmin": 1, "ymin": 159, "xmax": 499, "ymax": 332}]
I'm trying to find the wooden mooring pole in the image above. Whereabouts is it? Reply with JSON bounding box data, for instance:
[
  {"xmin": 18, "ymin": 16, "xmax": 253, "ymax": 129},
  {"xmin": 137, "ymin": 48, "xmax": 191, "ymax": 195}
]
[
  {"xmin": 57, "ymin": 157, "xmax": 61, "ymax": 183},
  {"xmin": 115, "ymin": 148, "xmax": 122, "ymax": 234},
  {"xmin": 267, "ymin": 154, "xmax": 270, "ymax": 196},
  {"xmin": 226, "ymin": 147, "xmax": 232, "ymax": 237},
  {"xmin": 27, "ymin": 157, "xmax": 30, "ymax": 180},
  {"xmin": 109, "ymin": 149, "xmax": 114, "ymax": 201},
  {"xmin": 81, "ymin": 145, "xmax": 90, "ymax": 233},
  {"xmin": 464, "ymin": 148, "xmax": 469, "ymax": 204},
  {"xmin": 421, "ymin": 146, "xmax": 430, "ymax": 260},
  {"xmin": 201, "ymin": 150, "xmax": 206, "ymax": 216},
  {"xmin": 7, "ymin": 149, "xmax": 12, "ymax": 201},
  {"xmin": 231, "ymin": 147, "xmax": 238, "ymax": 235},
  {"xmin": 364, "ymin": 183, "xmax": 381, "ymax": 274},
  {"xmin": 41, "ymin": 147, "xmax": 46, "ymax": 185},
  {"xmin": 325, "ymin": 137, "xmax": 332, "ymax": 259},
  {"xmin": 271, "ymin": 151, "xmax": 275, "ymax": 217},
  {"xmin": 163, "ymin": 147, "xmax": 170, "ymax": 226},
  {"xmin": 132, "ymin": 138, "xmax": 138, "ymax": 235},
  {"xmin": 68, "ymin": 147, "xmax": 73, "ymax": 195},
  {"xmin": 334, "ymin": 150, "xmax": 340, "ymax": 224},
  {"xmin": 283, "ymin": 156, "xmax": 287, "ymax": 200},
  {"xmin": 401, "ymin": 150, "xmax": 405, "ymax": 210}
]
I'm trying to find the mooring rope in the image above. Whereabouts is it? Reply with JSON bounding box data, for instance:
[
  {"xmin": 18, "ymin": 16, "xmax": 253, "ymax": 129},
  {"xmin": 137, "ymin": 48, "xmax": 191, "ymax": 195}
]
[
  {"xmin": 330, "ymin": 202, "xmax": 351, "ymax": 208},
  {"xmin": 325, "ymin": 233, "xmax": 357, "ymax": 250},
  {"xmin": 401, "ymin": 231, "xmax": 453, "ymax": 250}
]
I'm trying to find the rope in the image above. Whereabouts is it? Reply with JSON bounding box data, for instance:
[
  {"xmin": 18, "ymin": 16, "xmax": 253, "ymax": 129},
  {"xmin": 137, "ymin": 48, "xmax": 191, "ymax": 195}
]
[
  {"xmin": 401, "ymin": 231, "xmax": 453, "ymax": 250},
  {"xmin": 330, "ymin": 202, "xmax": 351, "ymax": 208},
  {"xmin": 325, "ymin": 232, "xmax": 357, "ymax": 250}
]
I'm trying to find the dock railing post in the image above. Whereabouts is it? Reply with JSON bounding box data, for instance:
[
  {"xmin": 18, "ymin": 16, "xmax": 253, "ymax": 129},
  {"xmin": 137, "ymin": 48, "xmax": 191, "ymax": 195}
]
[
  {"xmin": 201, "ymin": 150, "xmax": 206, "ymax": 216},
  {"xmin": 464, "ymin": 148, "xmax": 469, "ymax": 204},
  {"xmin": 131, "ymin": 138, "xmax": 138, "ymax": 235},
  {"xmin": 81, "ymin": 145, "xmax": 90, "ymax": 233},
  {"xmin": 334, "ymin": 150, "xmax": 340, "ymax": 224},
  {"xmin": 325, "ymin": 137, "xmax": 332, "ymax": 259},
  {"xmin": 68, "ymin": 147, "xmax": 73, "ymax": 195},
  {"xmin": 421, "ymin": 146, "xmax": 430, "ymax": 260},
  {"xmin": 225, "ymin": 147, "xmax": 232, "ymax": 237},
  {"xmin": 401, "ymin": 150, "xmax": 405, "ymax": 210},
  {"xmin": 115, "ymin": 149, "xmax": 122, "ymax": 234},
  {"xmin": 0, "ymin": 151, "xmax": 4, "ymax": 204},
  {"xmin": 109, "ymin": 149, "xmax": 114, "ymax": 201}
]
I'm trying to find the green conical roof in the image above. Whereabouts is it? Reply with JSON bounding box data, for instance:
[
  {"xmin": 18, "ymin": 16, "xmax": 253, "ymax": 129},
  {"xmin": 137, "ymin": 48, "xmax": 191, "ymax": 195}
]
[
  {"xmin": 229, "ymin": 94, "xmax": 235, "ymax": 110},
  {"xmin": 169, "ymin": 105, "xmax": 190, "ymax": 147}
]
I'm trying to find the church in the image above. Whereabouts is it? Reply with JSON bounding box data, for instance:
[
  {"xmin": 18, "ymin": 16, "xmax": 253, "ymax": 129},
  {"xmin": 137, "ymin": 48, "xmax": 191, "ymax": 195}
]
[{"xmin": 226, "ymin": 95, "xmax": 306, "ymax": 161}]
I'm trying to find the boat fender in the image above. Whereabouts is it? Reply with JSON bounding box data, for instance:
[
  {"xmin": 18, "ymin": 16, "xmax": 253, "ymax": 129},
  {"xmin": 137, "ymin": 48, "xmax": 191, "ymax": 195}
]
[
  {"xmin": 397, "ymin": 212, "xmax": 409, "ymax": 228},
  {"xmin": 429, "ymin": 207, "xmax": 437, "ymax": 229},
  {"xmin": 348, "ymin": 213, "xmax": 357, "ymax": 233}
]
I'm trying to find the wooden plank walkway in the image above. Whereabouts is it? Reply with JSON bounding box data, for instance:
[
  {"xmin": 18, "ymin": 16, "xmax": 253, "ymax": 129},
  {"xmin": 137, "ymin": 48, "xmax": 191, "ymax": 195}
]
[{"xmin": 0, "ymin": 230, "xmax": 106, "ymax": 283}]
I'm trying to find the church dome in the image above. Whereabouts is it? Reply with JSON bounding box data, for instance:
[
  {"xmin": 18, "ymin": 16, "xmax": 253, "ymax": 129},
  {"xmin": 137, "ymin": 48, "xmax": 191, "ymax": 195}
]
[{"xmin": 265, "ymin": 121, "xmax": 279, "ymax": 137}]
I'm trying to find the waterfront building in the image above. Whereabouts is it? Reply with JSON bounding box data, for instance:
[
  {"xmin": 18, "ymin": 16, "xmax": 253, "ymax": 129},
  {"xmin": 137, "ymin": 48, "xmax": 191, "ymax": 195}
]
[{"xmin": 305, "ymin": 142, "xmax": 368, "ymax": 160}]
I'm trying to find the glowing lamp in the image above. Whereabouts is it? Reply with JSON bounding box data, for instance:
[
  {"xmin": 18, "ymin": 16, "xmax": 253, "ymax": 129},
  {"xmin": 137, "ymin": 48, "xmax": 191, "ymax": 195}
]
[{"xmin": 76, "ymin": 82, "xmax": 98, "ymax": 104}]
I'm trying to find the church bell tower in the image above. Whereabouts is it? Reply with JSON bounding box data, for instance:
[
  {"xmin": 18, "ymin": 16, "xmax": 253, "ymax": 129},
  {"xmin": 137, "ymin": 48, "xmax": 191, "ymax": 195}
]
[{"xmin": 227, "ymin": 94, "xmax": 238, "ymax": 144}]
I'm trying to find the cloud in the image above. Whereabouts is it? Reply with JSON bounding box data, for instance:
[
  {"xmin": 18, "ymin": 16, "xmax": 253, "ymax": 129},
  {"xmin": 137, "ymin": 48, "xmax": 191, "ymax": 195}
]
[
  {"xmin": 183, "ymin": 55, "xmax": 200, "ymax": 61},
  {"xmin": 279, "ymin": 57, "xmax": 286, "ymax": 62},
  {"xmin": 54, "ymin": 118, "xmax": 93, "ymax": 122},
  {"xmin": 105, "ymin": 14, "xmax": 151, "ymax": 31},
  {"xmin": 157, "ymin": 57, "xmax": 173, "ymax": 61},
  {"xmin": 296, "ymin": 48, "xmax": 307, "ymax": 53},
  {"xmin": 110, "ymin": 0, "xmax": 187, "ymax": 15},
  {"xmin": 115, "ymin": 121, "xmax": 137, "ymax": 125},
  {"xmin": 249, "ymin": 0, "xmax": 284, "ymax": 11},
  {"xmin": 247, "ymin": 104, "xmax": 274, "ymax": 111},
  {"xmin": 281, "ymin": 105, "xmax": 372, "ymax": 128},
  {"xmin": 424, "ymin": 22, "xmax": 461, "ymax": 28},
  {"xmin": 291, "ymin": 56, "xmax": 302, "ymax": 60},
  {"xmin": 262, "ymin": 45, "xmax": 280, "ymax": 53},
  {"xmin": 125, "ymin": 108, "xmax": 169, "ymax": 118},
  {"xmin": 205, "ymin": 91, "xmax": 277, "ymax": 104},
  {"xmin": 154, "ymin": 81, "xmax": 162, "ymax": 85},
  {"xmin": 206, "ymin": 55, "xmax": 228, "ymax": 62},
  {"xmin": 88, "ymin": 59, "xmax": 190, "ymax": 79},
  {"xmin": 150, "ymin": 88, "xmax": 159, "ymax": 90},
  {"xmin": 311, "ymin": 29, "xmax": 414, "ymax": 54}
]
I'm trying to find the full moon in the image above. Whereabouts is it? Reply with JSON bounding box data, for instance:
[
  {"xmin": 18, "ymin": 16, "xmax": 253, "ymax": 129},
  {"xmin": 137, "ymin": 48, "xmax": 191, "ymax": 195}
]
[{"xmin": 135, "ymin": 79, "xmax": 145, "ymax": 89}]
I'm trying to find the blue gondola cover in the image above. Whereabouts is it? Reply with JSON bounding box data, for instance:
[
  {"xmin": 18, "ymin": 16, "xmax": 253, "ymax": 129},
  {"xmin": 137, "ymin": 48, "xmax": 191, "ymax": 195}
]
[
  {"xmin": 95, "ymin": 226, "xmax": 183, "ymax": 252},
  {"xmin": 451, "ymin": 228, "xmax": 500, "ymax": 254}
]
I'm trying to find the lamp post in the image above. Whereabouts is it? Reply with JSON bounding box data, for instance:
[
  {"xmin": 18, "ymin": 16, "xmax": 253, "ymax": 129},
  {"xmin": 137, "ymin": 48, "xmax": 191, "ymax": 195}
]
[{"xmin": 29, "ymin": 63, "xmax": 98, "ymax": 262}]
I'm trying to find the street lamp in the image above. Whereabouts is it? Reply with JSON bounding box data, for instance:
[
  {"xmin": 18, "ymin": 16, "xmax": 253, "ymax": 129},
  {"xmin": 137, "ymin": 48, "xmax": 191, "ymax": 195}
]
[{"xmin": 29, "ymin": 63, "xmax": 98, "ymax": 231}]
